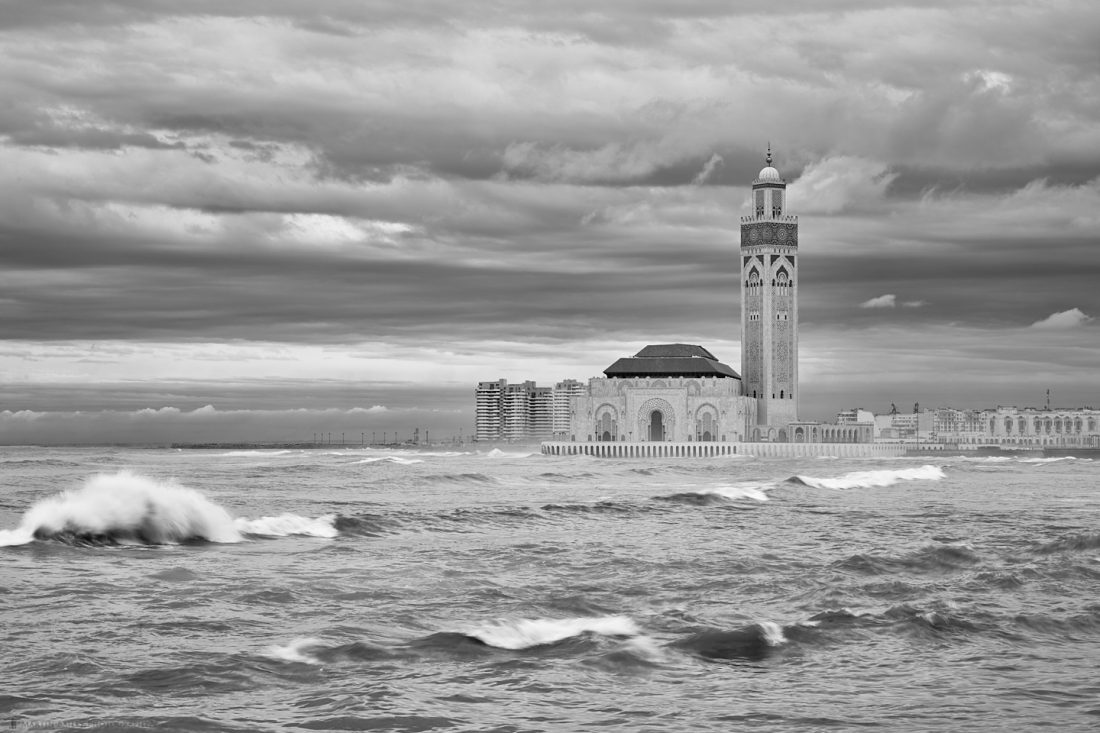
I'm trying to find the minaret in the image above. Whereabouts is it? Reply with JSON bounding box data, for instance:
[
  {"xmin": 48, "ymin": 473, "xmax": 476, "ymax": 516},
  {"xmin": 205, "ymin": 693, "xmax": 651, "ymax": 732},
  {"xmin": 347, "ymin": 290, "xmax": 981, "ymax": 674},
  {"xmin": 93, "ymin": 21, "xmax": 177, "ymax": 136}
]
[{"xmin": 740, "ymin": 146, "xmax": 799, "ymax": 434}]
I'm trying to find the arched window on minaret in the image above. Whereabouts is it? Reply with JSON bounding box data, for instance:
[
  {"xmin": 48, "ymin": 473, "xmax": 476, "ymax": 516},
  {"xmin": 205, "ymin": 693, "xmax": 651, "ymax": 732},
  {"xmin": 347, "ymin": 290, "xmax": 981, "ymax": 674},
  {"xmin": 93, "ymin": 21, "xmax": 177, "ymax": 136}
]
[
  {"xmin": 747, "ymin": 268, "xmax": 761, "ymax": 294},
  {"xmin": 754, "ymin": 189, "xmax": 765, "ymax": 218},
  {"xmin": 772, "ymin": 190, "xmax": 783, "ymax": 217}
]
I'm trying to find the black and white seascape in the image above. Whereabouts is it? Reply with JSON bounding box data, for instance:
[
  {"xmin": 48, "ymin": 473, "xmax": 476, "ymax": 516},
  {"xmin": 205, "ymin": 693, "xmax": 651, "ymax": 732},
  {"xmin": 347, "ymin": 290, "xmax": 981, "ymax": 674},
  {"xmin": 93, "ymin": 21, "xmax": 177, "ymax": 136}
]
[{"xmin": 3, "ymin": 447, "xmax": 1099, "ymax": 731}]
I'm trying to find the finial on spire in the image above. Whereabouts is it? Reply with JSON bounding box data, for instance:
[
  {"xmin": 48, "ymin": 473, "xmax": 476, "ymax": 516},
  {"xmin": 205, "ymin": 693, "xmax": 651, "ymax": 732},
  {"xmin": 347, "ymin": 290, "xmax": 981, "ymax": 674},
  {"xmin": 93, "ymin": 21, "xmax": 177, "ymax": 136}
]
[{"xmin": 765, "ymin": 143, "xmax": 772, "ymax": 166}]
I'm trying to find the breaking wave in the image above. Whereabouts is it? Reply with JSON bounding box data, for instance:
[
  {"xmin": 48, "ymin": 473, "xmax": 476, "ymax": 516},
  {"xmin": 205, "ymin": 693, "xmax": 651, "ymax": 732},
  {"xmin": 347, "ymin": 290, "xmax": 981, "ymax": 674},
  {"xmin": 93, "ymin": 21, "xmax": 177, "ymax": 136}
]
[
  {"xmin": 266, "ymin": 638, "xmax": 326, "ymax": 664},
  {"xmin": 354, "ymin": 456, "xmax": 424, "ymax": 465},
  {"xmin": 235, "ymin": 514, "xmax": 338, "ymax": 538},
  {"xmin": 482, "ymin": 448, "xmax": 539, "ymax": 459},
  {"xmin": 0, "ymin": 472, "xmax": 345, "ymax": 546},
  {"xmin": 0, "ymin": 471, "xmax": 242, "ymax": 546},
  {"xmin": 789, "ymin": 464, "xmax": 945, "ymax": 490},
  {"xmin": 464, "ymin": 615, "xmax": 640, "ymax": 650},
  {"xmin": 657, "ymin": 483, "xmax": 771, "ymax": 505}
]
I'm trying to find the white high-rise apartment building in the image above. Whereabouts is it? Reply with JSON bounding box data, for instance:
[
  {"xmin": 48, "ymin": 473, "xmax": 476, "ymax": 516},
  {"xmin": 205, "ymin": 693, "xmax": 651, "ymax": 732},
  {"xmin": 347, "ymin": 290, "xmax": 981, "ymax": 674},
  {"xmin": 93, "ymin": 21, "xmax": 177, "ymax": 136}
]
[
  {"xmin": 552, "ymin": 379, "xmax": 585, "ymax": 437},
  {"xmin": 475, "ymin": 379, "xmax": 506, "ymax": 441},
  {"xmin": 475, "ymin": 378, "xmax": 581, "ymax": 441}
]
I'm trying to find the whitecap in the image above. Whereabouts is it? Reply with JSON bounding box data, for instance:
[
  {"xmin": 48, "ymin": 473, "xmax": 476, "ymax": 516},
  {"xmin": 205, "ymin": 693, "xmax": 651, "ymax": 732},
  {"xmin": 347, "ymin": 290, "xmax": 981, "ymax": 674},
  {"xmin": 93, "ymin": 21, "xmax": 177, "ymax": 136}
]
[
  {"xmin": 355, "ymin": 456, "xmax": 424, "ymax": 465},
  {"xmin": 483, "ymin": 448, "xmax": 538, "ymax": 459},
  {"xmin": 5, "ymin": 471, "xmax": 243, "ymax": 544},
  {"xmin": 619, "ymin": 634, "xmax": 666, "ymax": 663},
  {"xmin": 0, "ymin": 527, "xmax": 35, "ymax": 547},
  {"xmin": 699, "ymin": 484, "xmax": 771, "ymax": 502},
  {"xmin": 793, "ymin": 464, "xmax": 945, "ymax": 490},
  {"xmin": 466, "ymin": 615, "xmax": 639, "ymax": 650},
  {"xmin": 235, "ymin": 513, "xmax": 338, "ymax": 538},
  {"xmin": 758, "ymin": 620, "xmax": 787, "ymax": 646},
  {"xmin": 265, "ymin": 637, "xmax": 324, "ymax": 664}
]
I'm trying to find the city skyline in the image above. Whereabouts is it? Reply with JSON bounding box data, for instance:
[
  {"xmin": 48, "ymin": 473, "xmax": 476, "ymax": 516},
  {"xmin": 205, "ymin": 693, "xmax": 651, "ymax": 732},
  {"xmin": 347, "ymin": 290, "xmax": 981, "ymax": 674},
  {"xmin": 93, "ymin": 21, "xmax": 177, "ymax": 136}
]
[{"xmin": 1, "ymin": 1, "xmax": 1099, "ymax": 444}]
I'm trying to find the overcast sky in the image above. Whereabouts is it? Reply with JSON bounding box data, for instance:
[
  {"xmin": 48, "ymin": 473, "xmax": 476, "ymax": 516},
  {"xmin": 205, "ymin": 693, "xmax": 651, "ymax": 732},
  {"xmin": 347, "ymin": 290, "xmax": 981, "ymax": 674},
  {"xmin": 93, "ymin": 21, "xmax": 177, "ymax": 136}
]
[{"xmin": 1, "ymin": 0, "xmax": 1098, "ymax": 444}]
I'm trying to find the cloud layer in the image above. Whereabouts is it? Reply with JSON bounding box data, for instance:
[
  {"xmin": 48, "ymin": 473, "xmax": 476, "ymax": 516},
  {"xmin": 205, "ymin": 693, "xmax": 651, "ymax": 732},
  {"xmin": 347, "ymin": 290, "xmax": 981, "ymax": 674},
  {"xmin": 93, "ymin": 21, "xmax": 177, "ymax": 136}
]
[{"xmin": 1, "ymin": 1, "xmax": 1098, "ymax": 441}]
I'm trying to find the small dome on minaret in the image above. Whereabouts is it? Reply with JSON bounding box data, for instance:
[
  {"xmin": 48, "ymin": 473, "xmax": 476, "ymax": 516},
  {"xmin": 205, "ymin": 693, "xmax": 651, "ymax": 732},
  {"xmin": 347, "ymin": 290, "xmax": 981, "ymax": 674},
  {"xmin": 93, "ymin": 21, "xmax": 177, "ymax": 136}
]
[{"xmin": 756, "ymin": 144, "xmax": 783, "ymax": 183}]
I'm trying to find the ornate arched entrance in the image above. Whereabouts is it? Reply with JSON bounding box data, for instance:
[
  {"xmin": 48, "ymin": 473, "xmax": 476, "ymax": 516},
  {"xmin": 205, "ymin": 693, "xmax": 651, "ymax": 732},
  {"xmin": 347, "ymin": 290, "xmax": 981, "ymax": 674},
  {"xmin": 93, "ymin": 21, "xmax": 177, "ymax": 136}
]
[
  {"xmin": 649, "ymin": 410, "xmax": 664, "ymax": 441},
  {"xmin": 638, "ymin": 398, "xmax": 675, "ymax": 442}
]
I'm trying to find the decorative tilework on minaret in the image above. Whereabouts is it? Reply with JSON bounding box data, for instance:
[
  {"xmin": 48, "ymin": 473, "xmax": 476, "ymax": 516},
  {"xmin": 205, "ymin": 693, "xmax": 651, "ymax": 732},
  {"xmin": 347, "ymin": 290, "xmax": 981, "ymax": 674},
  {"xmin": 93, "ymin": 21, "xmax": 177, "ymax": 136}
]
[{"xmin": 740, "ymin": 146, "xmax": 799, "ymax": 434}]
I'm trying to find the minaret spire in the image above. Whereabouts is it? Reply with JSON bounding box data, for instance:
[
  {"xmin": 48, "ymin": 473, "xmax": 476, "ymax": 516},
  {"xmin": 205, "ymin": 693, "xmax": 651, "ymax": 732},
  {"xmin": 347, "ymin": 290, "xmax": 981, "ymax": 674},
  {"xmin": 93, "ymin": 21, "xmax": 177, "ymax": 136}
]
[{"xmin": 765, "ymin": 142, "xmax": 772, "ymax": 166}]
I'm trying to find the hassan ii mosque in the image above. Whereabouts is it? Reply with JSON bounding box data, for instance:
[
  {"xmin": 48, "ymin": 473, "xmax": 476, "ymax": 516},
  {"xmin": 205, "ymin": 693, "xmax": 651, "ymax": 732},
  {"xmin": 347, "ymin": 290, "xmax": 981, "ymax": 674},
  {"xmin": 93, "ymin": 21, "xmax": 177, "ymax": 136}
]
[{"xmin": 543, "ymin": 148, "xmax": 899, "ymax": 458}]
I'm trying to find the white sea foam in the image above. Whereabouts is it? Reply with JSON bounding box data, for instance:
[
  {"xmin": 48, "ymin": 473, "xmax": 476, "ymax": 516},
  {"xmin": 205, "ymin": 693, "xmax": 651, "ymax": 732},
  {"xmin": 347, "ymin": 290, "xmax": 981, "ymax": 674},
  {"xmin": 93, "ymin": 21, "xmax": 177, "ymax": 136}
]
[
  {"xmin": 266, "ymin": 637, "xmax": 325, "ymax": 664},
  {"xmin": 218, "ymin": 450, "xmax": 295, "ymax": 457},
  {"xmin": 620, "ymin": 634, "xmax": 666, "ymax": 663},
  {"xmin": 699, "ymin": 484, "xmax": 771, "ymax": 502},
  {"xmin": 1019, "ymin": 456, "xmax": 1079, "ymax": 464},
  {"xmin": 466, "ymin": 615, "xmax": 640, "ymax": 649},
  {"xmin": 0, "ymin": 527, "xmax": 36, "ymax": 547},
  {"xmin": 483, "ymin": 448, "xmax": 538, "ymax": 459},
  {"xmin": 759, "ymin": 620, "xmax": 787, "ymax": 646},
  {"xmin": 2, "ymin": 471, "xmax": 242, "ymax": 545},
  {"xmin": 794, "ymin": 464, "xmax": 945, "ymax": 490},
  {"xmin": 961, "ymin": 456, "xmax": 1014, "ymax": 463},
  {"xmin": 355, "ymin": 456, "xmax": 424, "ymax": 465},
  {"xmin": 235, "ymin": 513, "xmax": 339, "ymax": 538}
]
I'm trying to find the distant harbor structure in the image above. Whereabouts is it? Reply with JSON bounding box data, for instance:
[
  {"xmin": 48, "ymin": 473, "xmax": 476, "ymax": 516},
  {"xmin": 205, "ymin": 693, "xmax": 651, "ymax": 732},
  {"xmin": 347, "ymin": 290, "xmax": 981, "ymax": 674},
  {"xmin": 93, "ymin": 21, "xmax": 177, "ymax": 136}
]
[{"xmin": 475, "ymin": 149, "xmax": 1098, "ymax": 458}]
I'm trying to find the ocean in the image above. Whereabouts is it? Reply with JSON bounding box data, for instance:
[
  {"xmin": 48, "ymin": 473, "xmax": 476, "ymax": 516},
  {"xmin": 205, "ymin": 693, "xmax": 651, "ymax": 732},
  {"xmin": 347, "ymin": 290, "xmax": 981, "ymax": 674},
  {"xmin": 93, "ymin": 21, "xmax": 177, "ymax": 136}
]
[{"xmin": 2, "ymin": 446, "xmax": 1099, "ymax": 731}]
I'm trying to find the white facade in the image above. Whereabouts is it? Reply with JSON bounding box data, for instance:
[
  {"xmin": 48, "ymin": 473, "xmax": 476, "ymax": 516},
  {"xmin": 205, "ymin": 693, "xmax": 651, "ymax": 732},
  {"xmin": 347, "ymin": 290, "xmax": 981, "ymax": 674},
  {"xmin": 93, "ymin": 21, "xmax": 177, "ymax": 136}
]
[
  {"xmin": 568, "ymin": 376, "xmax": 756, "ymax": 443},
  {"xmin": 864, "ymin": 405, "xmax": 1100, "ymax": 448}
]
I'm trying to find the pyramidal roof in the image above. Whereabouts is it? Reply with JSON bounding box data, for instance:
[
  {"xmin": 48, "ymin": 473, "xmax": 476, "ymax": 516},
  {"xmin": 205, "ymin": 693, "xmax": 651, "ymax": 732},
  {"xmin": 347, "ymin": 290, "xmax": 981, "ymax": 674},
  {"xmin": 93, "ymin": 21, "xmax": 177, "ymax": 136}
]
[
  {"xmin": 603, "ymin": 344, "xmax": 740, "ymax": 379},
  {"xmin": 633, "ymin": 344, "xmax": 718, "ymax": 359}
]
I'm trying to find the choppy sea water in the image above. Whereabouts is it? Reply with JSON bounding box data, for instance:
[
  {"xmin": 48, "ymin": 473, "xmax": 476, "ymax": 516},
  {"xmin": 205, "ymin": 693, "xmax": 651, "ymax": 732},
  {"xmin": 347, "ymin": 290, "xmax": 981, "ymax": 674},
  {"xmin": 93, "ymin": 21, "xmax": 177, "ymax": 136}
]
[{"xmin": 2, "ymin": 446, "xmax": 1099, "ymax": 732}]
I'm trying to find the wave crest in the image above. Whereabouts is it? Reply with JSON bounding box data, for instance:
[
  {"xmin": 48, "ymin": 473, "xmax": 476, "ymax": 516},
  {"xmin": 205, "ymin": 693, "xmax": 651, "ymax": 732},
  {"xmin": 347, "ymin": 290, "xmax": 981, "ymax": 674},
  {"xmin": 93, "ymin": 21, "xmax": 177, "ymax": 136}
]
[
  {"xmin": 235, "ymin": 514, "xmax": 338, "ymax": 538},
  {"xmin": 657, "ymin": 483, "xmax": 771, "ymax": 504},
  {"xmin": 675, "ymin": 622, "xmax": 787, "ymax": 661},
  {"xmin": 790, "ymin": 465, "xmax": 945, "ymax": 490},
  {"xmin": 464, "ymin": 615, "xmax": 639, "ymax": 650},
  {"xmin": 3, "ymin": 471, "xmax": 242, "ymax": 546}
]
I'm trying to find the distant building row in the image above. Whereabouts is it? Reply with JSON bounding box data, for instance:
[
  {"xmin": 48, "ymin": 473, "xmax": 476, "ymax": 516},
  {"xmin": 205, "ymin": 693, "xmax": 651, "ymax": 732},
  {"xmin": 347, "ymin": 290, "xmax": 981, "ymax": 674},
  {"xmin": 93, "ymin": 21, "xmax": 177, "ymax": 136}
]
[
  {"xmin": 838, "ymin": 405, "xmax": 1100, "ymax": 449},
  {"xmin": 474, "ymin": 379, "xmax": 585, "ymax": 442}
]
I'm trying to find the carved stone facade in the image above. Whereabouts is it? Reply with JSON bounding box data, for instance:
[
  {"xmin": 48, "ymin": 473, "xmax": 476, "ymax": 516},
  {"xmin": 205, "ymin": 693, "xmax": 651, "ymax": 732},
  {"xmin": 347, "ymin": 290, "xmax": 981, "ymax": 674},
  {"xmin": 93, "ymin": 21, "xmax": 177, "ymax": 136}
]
[
  {"xmin": 555, "ymin": 149, "xmax": 813, "ymax": 447},
  {"xmin": 569, "ymin": 376, "xmax": 757, "ymax": 443}
]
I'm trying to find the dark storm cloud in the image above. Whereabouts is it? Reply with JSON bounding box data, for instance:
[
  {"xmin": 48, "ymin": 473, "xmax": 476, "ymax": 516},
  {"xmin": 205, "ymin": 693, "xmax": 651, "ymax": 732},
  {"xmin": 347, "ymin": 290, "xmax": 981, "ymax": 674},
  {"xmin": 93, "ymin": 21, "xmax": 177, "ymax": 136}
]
[
  {"xmin": 5, "ymin": 1, "xmax": 1094, "ymax": 185},
  {"xmin": 1, "ymin": 0, "xmax": 1099, "ymax": 439}
]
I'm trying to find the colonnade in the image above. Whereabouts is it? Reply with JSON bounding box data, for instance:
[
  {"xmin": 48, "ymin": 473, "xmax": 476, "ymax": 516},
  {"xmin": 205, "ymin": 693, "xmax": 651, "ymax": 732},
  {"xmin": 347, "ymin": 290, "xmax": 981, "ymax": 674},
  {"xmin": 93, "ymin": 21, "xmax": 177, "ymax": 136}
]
[{"xmin": 539, "ymin": 441, "xmax": 908, "ymax": 458}]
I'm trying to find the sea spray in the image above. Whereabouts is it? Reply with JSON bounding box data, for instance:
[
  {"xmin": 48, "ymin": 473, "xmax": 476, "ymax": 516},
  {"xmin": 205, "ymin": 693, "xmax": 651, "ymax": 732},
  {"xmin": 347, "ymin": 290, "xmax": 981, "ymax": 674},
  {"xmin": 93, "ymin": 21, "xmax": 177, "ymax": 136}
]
[{"xmin": 3, "ymin": 470, "xmax": 242, "ymax": 545}]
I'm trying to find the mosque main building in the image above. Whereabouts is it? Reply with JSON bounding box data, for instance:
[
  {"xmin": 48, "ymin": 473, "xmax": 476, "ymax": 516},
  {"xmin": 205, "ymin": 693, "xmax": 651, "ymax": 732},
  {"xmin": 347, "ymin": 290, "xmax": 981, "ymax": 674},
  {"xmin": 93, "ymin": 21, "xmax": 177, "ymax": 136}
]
[{"xmin": 540, "ymin": 149, "xmax": 899, "ymax": 458}]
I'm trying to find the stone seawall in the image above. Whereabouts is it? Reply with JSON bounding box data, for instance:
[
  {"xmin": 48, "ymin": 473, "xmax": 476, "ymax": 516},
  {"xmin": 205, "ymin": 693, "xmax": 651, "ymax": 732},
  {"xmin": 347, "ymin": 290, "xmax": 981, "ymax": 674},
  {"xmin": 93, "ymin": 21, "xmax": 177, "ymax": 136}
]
[{"xmin": 540, "ymin": 441, "xmax": 908, "ymax": 459}]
